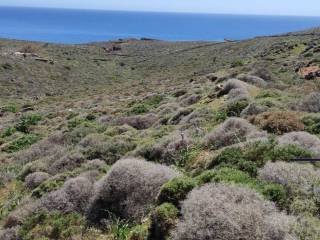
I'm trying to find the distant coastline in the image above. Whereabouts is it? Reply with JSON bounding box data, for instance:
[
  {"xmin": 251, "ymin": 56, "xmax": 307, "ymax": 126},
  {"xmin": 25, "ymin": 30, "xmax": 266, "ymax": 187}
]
[{"xmin": 1, "ymin": 6, "xmax": 320, "ymax": 44}]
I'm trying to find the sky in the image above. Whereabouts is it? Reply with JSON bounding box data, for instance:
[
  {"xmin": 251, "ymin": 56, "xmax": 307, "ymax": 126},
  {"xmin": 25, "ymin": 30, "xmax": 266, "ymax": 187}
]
[{"xmin": 1, "ymin": 0, "xmax": 320, "ymax": 16}]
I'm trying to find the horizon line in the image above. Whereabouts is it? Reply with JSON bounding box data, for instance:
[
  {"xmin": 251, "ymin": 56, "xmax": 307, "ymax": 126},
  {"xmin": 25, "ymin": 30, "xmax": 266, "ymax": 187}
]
[{"xmin": 1, "ymin": 5, "xmax": 320, "ymax": 18}]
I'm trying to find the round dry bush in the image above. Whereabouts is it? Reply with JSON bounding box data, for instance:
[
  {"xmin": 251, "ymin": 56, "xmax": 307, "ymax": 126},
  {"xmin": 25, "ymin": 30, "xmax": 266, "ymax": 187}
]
[
  {"xmin": 227, "ymin": 87, "xmax": 249, "ymax": 101},
  {"xmin": 251, "ymin": 111, "xmax": 304, "ymax": 135},
  {"xmin": 87, "ymin": 158, "xmax": 180, "ymax": 224},
  {"xmin": 40, "ymin": 176, "xmax": 94, "ymax": 214},
  {"xmin": 14, "ymin": 132, "xmax": 66, "ymax": 164},
  {"xmin": 204, "ymin": 117, "xmax": 267, "ymax": 149},
  {"xmin": 240, "ymin": 103, "xmax": 268, "ymax": 117},
  {"xmin": 49, "ymin": 152, "xmax": 85, "ymax": 174},
  {"xmin": 217, "ymin": 79, "xmax": 249, "ymax": 97},
  {"xmin": 25, "ymin": 171, "xmax": 50, "ymax": 189},
  {"xmin": 258, "ymin": 161, "xmax": 320, "ymax": 197},
  {"xmin": 172, "ymin": 183, "xmax": 296, "ymax": 240},
  {"xmin": 180, "ymin": 95, "xmax": 201, "ymax": 106},
  {"xmin": 113, "ymin": 113, "xmax": 159, "ymax": 130},
  {"xmin": 0, "ymin": 227, "xmax": 18, "ymax": 240},
  {"xmin": 237, "ymin": 74, "xmax": 267, "ymax": 87},
  {"xmin": 295, "ymin": 92, "xmax": 320, "ymax": 113},
  {"xmin": 135, "ymin": 132, "xmax": 192, "ymax": 165},
  {"xmin": 278, "ymin": 131, "xmax": 320, "ymax": 155}
]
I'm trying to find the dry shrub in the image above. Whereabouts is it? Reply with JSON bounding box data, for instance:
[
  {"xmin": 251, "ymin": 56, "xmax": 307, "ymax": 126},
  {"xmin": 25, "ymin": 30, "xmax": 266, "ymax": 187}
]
[
  {"xmin": 86, "ymin": 158, "xmax": 179, "ymax": 224},
  {"xmin": 80, "ymin": 134, "xmax": 136, "ymax": 164},
  {"xmin": 258, "ymin": 161, "xmax": 320, "ymax": 197},
  {"xmin": 251, "ymin": 111, "xmax": 304, "ymax": 134},
  {"xmin": 180, "ymin": 95, "xmax": 201, "ymax": 106},
  {"xmin": 240, "ymin": 103, "xmax": 268, "ymax": 117},
  {"xmin": 4, "ymin": 198, "xmax": 39, "ymax": 228},
  {"xmin": 157, "ymin": 102, "xmax": 180, "ymax": 116},
  {"xmin": 227, "ymin": 87, "xmax": 249, "ymax": 101},
  {"xmin": 204, "ymin": 117, "xmax": 267, "ymax": 149},
  {"xmin": 278, "ymin": 131, "xmax": 320, "ymax": 154},
  {"xmin": 217, "ymin": 79, "xmax": 249, "ymax": 99},
  {"xmin": 136, "ymin": 132, "xmax": 192, "ymax": 165},
  {"xmin": 83, "ymin": 159, "xmax": 107, "ymax": 169},
  {"xmin": 40, "ymin": 176, "xmax": 94, "ymax": 214},
  {"xmin": 19, "ymin": 44, "xmax": 39, "ymax": 53},
  {"xmin": 25, "ymin": 172, "xmax": 50, "ymax": 189},
  {"xmin": 0, "ymin": 227, "xmax": 18, "ymax": 240},
  {"xmin": 14, "ymin": 132, "xmax": 67, "ymax": 164},
  {"xmin": 295, "ymin": 92, "xmax": 320, "ymax": 113},
  {"xmin": 97, "ymin": 115, "xmax": 112, "ymax": 124},
  {"xmin": 169, "ymin": 108, "xmax": 194, "ymax": 125},
  {"xmin": 251, "ymin": 67, "xmax": 272, "ymax": 81},
  {"xmin": 172, "ymin": 183, "xmax": 296, "ymax": 240},
  {"xmin": 113, "ymin": 113, "xmax": 159, "ymax": 130},
  {"xmin": 49, "ymin": 152, "xmax": 85, "ymax": 174},
  {"xmin": 237, "ymin": 74, "xmax": 267, "ymax": 87},
  {"xmin": 78, "ymin": 170, "xmax": 100, "ymax": 183}
]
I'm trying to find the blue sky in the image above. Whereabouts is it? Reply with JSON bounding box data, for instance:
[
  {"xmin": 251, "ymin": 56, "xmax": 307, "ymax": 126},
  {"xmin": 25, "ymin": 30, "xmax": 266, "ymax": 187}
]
[{"xmin": 1, "ymin": 0, "xmax": 320, "ymax": 16}]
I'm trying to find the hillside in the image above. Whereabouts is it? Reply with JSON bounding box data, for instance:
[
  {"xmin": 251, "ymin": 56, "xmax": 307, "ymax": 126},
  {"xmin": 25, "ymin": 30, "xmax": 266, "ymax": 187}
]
[{"xmin": 0, "ymin": 28, "xmax": 320, "ymax": 239}]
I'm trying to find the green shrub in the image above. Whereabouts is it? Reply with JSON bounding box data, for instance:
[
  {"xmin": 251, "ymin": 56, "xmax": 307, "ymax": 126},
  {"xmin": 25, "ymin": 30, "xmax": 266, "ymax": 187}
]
[
  {"xmin": 3, "ymin": 134, "xmax": 40, "ymax": 153},
  {"xmin": 130, "ymin": 104, "xmax": 150, "ymax": 114},
  {"xmin": 149, "ymin": 203, "xmax": 179, "ymax": 240},
  {"xmin": 107, "ymin": 217, "xmax": 131, "ymax": 240},
  {"xmin": 194, "ymin": 170, "xmax": 216, "ymax": 185},
  {"xmin": 210, "ymin": 146, "xmax": 259, "ymax": 176},
  {"xmin": 15, "ymin": 114, "xmax": 42, "ymax": 133},
  {"xmin": 201, "ymin": 168, "xmax": 287, "ymax": 208},
  {"xmin": 209, "ymin": 167, "xmax": 256, "ymax": 185},
  {"xmin": 261, "ymin": 184, "xmax": 287, "ymax": 208},
  {"xmin": 0, "ymin": 182, "xmax": 25, "ymax": 221},
  {"xmin": 175, "ymin": 145, "xmax": 201, "ymax": 168},
  {"xmin": 231, "ymin": 59, "xmax": 245, "ymax": 67},
  {"xmin": 157, "ymin": 176, "xmax": 197, "ymax": 207},
  {"xmin": 129, "ymin": 95, "xmax": 164, "ymax": 115},
  {"xmin": 66, "ymin": 122, "xmax": 104, "ymax": 144},
  {"xmin": 209, "ymin": 139, "xmax": 312, "ymax": 176},
  {"xmin": 1, "ymin": 104, "xmax": 18, "ymax": 113},
  {"xmin": 213, "ymin": 109, "xmax": 228, "ymax": 123},
  {"xmin": 1, "ymin": 127, "xmax": 16, "ymax": 138},
  {"xmin": 81, "ymin": 135, "xmax": 136, "ymax": 164},
  {"xmin": 224, "ymin": 99, "xmax": 250, "ymax": 117},
  {"xmin": 302, "ymin": 114, "xmax": 320, "ymax": 134},
  {"xmin": 32, "ymin": 178, "xmax": 65, "ymax": 198},
  {"xmin": 255, "ymin": 90, "xmax": 281, "ymax": 99},
  {"xmin": 67, "ymin": 117, "xmax": 99, "ymax": 130},
  {"xmin": 271, "ymin": 144, "xmax": 313, "ymax": 161},
  {"xmin": 18, "ymin": 211, "xmax": 85, "ymax": 240},
  {"xmin": 128, "ymin": 222, "xmax": 150, "ymax": 240}
]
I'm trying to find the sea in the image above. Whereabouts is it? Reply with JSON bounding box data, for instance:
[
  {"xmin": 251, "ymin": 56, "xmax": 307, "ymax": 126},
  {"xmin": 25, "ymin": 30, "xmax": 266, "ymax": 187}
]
[{"xmin": 1, "ymin": 6, "xmax": 320, "ymax": 44}]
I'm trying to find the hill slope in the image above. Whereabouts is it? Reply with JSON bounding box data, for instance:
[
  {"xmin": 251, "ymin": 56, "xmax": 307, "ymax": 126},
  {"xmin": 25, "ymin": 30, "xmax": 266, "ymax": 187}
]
[{"xmin": 0, "ymin": 29, "xmax": 320, "ymax": 239}]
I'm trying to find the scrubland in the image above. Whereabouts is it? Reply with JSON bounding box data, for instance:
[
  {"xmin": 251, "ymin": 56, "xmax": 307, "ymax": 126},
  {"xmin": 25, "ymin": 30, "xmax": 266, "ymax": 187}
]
[{"xmin": 1, "ymin": 28, "xmax": 320, "ymax": 239}]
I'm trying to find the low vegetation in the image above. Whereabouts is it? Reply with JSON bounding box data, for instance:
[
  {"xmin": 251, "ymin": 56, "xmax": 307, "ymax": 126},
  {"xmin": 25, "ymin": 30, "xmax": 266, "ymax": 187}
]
[{"xmin": 1, "ymin": 28, "xmax": 320, "ymax": 239}]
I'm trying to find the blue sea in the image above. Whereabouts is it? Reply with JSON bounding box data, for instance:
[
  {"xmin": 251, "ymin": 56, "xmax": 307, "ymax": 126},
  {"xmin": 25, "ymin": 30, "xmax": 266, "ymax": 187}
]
[{"xmin": 1, "ymin": 6, "xmax": 320, "ymax": 44}]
